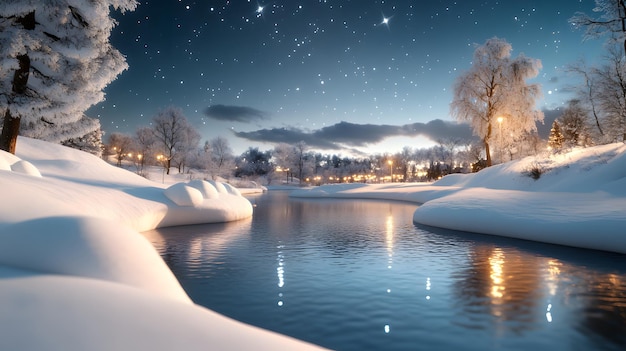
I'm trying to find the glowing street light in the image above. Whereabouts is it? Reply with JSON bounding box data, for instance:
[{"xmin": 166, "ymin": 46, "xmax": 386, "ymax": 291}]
[{"xmin": 388, "ymin": 160, "xmax": 393, "ymax": 182}]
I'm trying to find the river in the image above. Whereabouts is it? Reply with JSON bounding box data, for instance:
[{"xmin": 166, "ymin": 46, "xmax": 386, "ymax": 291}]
[{"xmin": 143, "ymin": 190, "xmax": 626, "ymax": 351}]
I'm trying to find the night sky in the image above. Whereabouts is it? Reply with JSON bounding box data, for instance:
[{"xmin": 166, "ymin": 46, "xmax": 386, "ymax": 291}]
[{"xmin": 87, "ymin": 0, "xmax": 605, "ymax": 156}]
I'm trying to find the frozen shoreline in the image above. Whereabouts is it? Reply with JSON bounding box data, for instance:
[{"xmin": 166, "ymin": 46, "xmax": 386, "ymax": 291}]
[{"xmin": 292, "ymin": 143, "xmax": 626, "ymax": 255}]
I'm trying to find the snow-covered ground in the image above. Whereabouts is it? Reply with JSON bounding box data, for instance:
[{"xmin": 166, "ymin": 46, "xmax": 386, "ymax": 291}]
[
  {"xmin": 292, "ymin": 143, "xmax": 626, "ymax": 255},
  {"xmin": 0, "ymin": 137, "xmax": 325, "ymax": 351},
  {"xmin": 2, "ymin": 137, "xmax": 625, "ymax": 350}
]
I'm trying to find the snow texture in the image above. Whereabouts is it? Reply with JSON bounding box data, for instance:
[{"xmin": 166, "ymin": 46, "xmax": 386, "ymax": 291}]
[
  {"xmin": 187, "ymin": 179, "xmax": 219, "ymax": 199},
  {"xmin": 164, "ymin": 182, "xmax": 204, "ymax": 207},
  {"xmin": 0, "ymin": 137, "xmax": 325, "ymax": 351}
]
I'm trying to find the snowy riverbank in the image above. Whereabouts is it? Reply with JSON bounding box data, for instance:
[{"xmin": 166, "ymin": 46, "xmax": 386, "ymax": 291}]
[
  {"xmin": 292, "ymin": 142, "xmax": 626, "ymax": 255},
  {"xmin": 2, "ymin": 137, "xmax": 625, "ymax": 350},
  {"xmin": 0, "ymin": 137, "xmax": 325, "ymax": 351}
]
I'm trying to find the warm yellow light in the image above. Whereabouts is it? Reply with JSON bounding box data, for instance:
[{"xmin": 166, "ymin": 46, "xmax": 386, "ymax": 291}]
[{"xmin": 497, "ymin": 116, "xmax": 504, "ymax": 124}]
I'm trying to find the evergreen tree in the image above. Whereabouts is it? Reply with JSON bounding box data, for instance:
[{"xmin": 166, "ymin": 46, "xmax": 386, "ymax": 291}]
[
  {"xmin": 0, "ymin": 0, "xmax": 137, "ymax": 154},
  {"xmin": 548, "ymin": 120, "xmax": 564, "ymax": 150},
  {"xmin": 60, "ymin": 118, "xmax": 105, "ymax": 157}
]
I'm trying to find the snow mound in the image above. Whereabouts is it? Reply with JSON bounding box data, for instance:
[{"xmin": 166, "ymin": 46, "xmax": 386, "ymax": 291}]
[
  {"xmin": 164, "ymin": 183, "xmax": 205, "ymax": 207},
  {"xmin": 0, "ymin": 216, "xmax": 190, "ymax": 303},
  {"xmin": 10, "ymin": 159, "xmax": 42, "ymax": 177},
  {"xmin": 208, "ymin": 179, "xmax": 228, "ymax": 194},
  {"xmin": 0, "ymin": 266, "xmax": 327, "ymax": 351},
  {"xmin": 0, "ymin": 153, "xmax": 11, "ymax": 171},
  {"xmin": 222, "ymin": 182, "xmax": 242, "ymax": 196},
  {"xmin": 188, "ymin": 179, "xmax": 219, "ymax": 199}
]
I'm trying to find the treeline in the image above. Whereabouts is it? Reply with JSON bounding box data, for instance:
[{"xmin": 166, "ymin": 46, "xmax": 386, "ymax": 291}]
[{"xmin": 103, "ymin": 107, "xmax": 534, "ymax": 185}]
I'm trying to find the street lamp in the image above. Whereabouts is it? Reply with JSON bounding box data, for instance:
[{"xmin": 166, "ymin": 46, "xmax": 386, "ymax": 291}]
[
  {"xmin": 497, "ymin": 117, "xmax": 504, "ymax": 164},
  {"xmin": 388, "ymin": 160, "xmax": 393, "ymax": 182}
]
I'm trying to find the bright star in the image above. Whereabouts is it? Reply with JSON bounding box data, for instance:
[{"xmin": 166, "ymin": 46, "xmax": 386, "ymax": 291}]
[
  {"xmin": 257, "ymin": 5, "xmax": 264, "ymax": 14},
  {"xmin": 382, "ymin": 16, "xmax": 390, "ymax": 25}
]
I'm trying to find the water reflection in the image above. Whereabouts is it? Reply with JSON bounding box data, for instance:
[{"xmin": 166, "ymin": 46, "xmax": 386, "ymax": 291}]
[
  {"xmin": 142, "ymin": 217, "xmax": 252, "ymax": 280},
  {"xmin": 143, "ymin": 192, "xmax": 626, "ymax": 351},
  {"xmin": 423, "ymin": 225, "xmax": 626, "ymax": 348}
]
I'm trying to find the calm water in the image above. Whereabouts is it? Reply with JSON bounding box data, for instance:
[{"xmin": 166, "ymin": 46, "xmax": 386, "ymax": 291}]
[{"xmin": 143, "ymin": 191, "xmax": 626, "ymax": 351}]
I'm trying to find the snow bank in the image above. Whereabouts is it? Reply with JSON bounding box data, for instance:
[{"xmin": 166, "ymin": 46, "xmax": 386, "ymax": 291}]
[
  {"xmin": 292, "ymin": 143, "xmax": 626, "ymax": 255},
  {"xmin": 0, "ymin": 267, "xmax": 325, "ymax": 351},
  {"xmin": 0, "ymin": 216, "xmax": 190, "ymax": 303},
  {"xmin": 188, "ymin": 179, "xmax": 219, "ymax": 199},
  {"xmin": 0, "ymin": 137, "xmax": 326, "ymax": 350},
  {"xmin": 164, "ymin": 183, "xmax": 205, "ymax": 207},
  {"xmin": 0, "ymin": 137, "xmax": 253, "ymax": 232}
]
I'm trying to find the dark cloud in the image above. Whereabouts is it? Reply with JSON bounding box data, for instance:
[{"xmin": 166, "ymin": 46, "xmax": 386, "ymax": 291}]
[
  {"xmin": 233, "ymin": 127, "xmax": 339, "ymax": 149},
  {"xmin": 401, "ymin": 119, "xmax": 475, "ymax": 141},
  {"xmin": 234, "ymin": 119, "xmax": 475, "ymax": 151},
  {"xmin": 538, "ymin": 107, "xmax": 562, "ymax": 138},
  {"xmin": 204, "ymin": 104, "xmax": 269, "ymax": 123}
]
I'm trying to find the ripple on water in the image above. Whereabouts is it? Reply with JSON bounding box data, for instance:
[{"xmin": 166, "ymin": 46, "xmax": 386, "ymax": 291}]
[{"xmin": 143, "ymin": 192, "xmax": 626, "ymax": 351}]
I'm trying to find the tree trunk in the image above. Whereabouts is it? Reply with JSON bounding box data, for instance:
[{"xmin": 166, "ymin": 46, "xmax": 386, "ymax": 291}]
[
  {"xmin": 484, "ymin": 122, "xmax": 493, "ymax": 167},
  {"xmin": 484, "ymin": 139, "xmax": 492, "ymax": 167},
  {"xmin": 0, "ymin": 109, "xmax": 20, "ymax": 154},
  {"xmin": 0, "ymin": 53, "xmax": 31, "ymax": 154},
  {"xmin": 0, "ymin": 12, "xmax": 35, "ymax": 154},
  {"xmin": 166, "ymin": 159, "xmax": 171, "ymax": 175}
]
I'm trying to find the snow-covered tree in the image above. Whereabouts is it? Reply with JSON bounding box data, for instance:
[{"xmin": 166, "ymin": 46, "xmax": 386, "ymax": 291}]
[
  {"xmin": 548, "ymin": 120, "xmax": 564, "ymax": 151},
  {"xmin": 570, "ymin": 0, "xmax": 626, "ymax": 56},
  {"xmin": 60, "ymin": 116, "xmax": 104, "ymax": 157},
  {"xmin": 207, "ymin": 136, "xmax": 234, "ymax": 179},
  {"xmin": 171, "ymin": 124, "xmax": 200, "ymax": 174},
  {"xmin": 450, "ymin": 37, "xmax": 543, "ymax": 167},
  {"xmin": 0, "ymin": 0, "xmax": 138, "ymax": 154},
  {"xmin": 235, "ymin": 147, "xmax": 272, "ymax": 177},
  {"xmin": 559, "ymin": 100, "xmax": 594, "ymax": 147}
]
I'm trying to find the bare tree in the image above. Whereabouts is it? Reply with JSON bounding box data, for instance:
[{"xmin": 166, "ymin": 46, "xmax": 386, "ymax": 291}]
[
  {"xmin": 151, "ymin": 106, "xmax": 195, "ymax": 175},
  {"xmin": 450, "ymin": 37, "xmax": 543, "ymax": 167},
  {"xmin": 210, "ymin": 136, "xmax": 234, "ymax": 178},
  {"xmin": 594, "ymin": 45, "xmax": 626, "ymax": 141},
  {"xmin": 567, "ymin": 61, "xmax": 605, "ymax": 137},
  {"xmin": 570, "ymin": 0, "xmax": 626, "ymax": 56},
  {"xmin": 172, "ymin": 126, "xmax": 200, "ymax": 174},
  {"xmin": 107, "ymin": 132, "xmax": 134, "ymax": 167}
]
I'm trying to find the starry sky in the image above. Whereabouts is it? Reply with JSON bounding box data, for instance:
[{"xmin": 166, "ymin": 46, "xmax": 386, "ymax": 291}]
[{"xmin": 87, "ymin": 0, "xmax": 605, "ymax": 156}]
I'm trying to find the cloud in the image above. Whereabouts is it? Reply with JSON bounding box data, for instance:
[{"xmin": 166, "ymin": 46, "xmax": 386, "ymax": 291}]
[
  {"xmin": 234, "ymin": 119, "xmax": 475, "ymax": 150},
  {"xmin": 538, "ymin": 107, "xmax": 562, "ymax": 138},
  {"xmin": 204, "ymin": 104, "xmax": 269, "ymax": 123}
]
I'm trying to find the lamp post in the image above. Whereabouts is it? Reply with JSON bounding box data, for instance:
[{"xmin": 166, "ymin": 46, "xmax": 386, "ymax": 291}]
[
  {"xmin": 497, "ymin": 117, "xmax": 504, "ymax": 164},
  {"xmin": 388, "ymin": 160, "xmax": 393, "ymax": 183}
]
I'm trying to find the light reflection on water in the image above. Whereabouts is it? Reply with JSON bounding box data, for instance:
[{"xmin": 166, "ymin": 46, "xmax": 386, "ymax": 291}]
[{"xmin": 143, "ymin": 191, "xmax": 626, "ymax": 351}]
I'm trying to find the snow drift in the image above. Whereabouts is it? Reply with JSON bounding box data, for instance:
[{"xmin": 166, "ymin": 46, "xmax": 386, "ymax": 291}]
[
  {"xmin": 292, "ymin": 143, "xmax": 626, "ymax": 255},
  {"xmin": 0, "ymin": 137, "xmax": 325, "ymax": 351}
]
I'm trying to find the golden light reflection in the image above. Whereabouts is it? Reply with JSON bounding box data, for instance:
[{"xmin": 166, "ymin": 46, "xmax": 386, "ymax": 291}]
[
  {"xmin": 277, "ymin": 243, "xmax": 285, "ymax": 307},
  {"xmin": 545, "ymin": 259, "xmax": 562, "ymax": 296},
  {"xmin": 489, "ymin": 248, "xmax": 505, "ymax": 300},
  {"xmin": 385, "ymin": 214, "xmax": 394, "ymax": 269}
]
